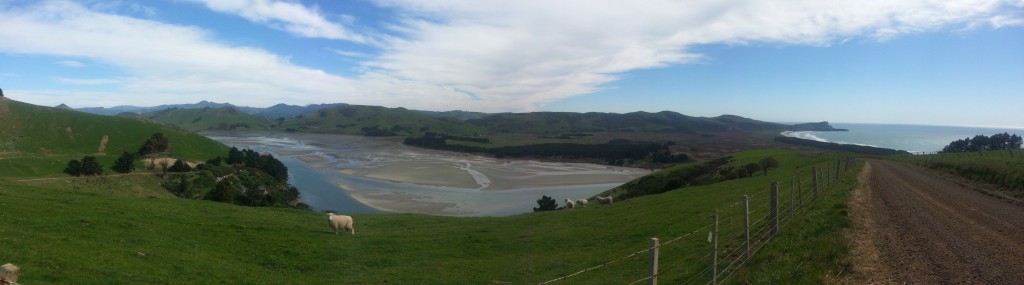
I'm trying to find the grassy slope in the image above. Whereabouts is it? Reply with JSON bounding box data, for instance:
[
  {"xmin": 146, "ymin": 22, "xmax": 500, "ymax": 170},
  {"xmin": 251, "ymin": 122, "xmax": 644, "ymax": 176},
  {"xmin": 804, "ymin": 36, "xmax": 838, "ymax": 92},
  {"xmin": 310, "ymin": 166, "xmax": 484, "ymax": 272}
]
[
  {"xmin": 140, "ymin": 107, "xmax": 273, "ymax": 131},
  {"xmin": 0, "ymin": 149, "xmax": 858, "ymax": 284},
  {"xmin": 888, "ymin": 149, "xmax": 1024, "ymax": 195},
  {"xmin": 0, "ymin": 99, "xmax": 228, "ymax": 177}
]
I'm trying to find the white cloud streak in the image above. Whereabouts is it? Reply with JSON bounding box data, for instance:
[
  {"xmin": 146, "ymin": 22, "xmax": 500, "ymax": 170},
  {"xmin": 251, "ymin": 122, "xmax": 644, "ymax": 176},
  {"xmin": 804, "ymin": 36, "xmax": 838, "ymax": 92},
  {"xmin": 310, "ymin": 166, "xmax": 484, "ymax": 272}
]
[
  {"xmin": 360, "ymin": 0, "xmax": 1024, "ymax": 112},
  {"xmin": 0, "ymin": 0, "xmax": 1021, "ymax": 112},
  {"xmin": 0, "ymin": 0, "xmax": 362, "ymax": 107},
  {"xmin": 185, "ymin": 0, "xmax": 366, "ymax": 42},
  {"xmin": 55, "ymin": 60, "xmax": 86, "ymax": 67}
]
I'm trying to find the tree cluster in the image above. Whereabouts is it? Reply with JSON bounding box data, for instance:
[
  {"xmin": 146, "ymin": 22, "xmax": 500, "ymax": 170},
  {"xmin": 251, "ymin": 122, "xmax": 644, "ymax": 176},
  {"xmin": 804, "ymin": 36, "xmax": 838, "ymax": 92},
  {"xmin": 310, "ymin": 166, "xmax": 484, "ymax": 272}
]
[
  {"xmin": 940, "ymin": 133, "xmax": 1023, "ymax": 153},
  {"xmin": 163, "ymin": 147, "xmax": 297, "ymax": 208},
  {"xmin": 533, "ymin": 195, "xmax": 559, "ymax": 212},
  {"xmin": 138, "ymin": 133, "xmax": 170, "ymax": 156},
  {"xmin": 221, "ymin": 147, "xmax": 288, "ymax": 183},
  {"xmin": 111, "ymin": 151, "xmax": 136, "ymax": 174},
  {"xmin": 615, "ymin": 157, "xmax": 733, "ymax": 200},
  {"xmin": 65, "ymin": 156, "xmax": 103, "ymax": 176}
]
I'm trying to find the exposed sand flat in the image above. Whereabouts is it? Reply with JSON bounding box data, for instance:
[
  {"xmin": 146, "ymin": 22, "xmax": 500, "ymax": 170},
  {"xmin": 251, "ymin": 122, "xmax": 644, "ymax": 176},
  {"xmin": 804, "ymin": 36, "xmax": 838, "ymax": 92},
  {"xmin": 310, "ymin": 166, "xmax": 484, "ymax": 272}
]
[
  {"xmin": 338, "ymin": 157, "xmax": 648, "ymax": 191},
  {"xmin": 340, "ymin": 160, "xmax": 482, "ymax": 189},
  {"xmin": 205, "ymin": 131, "xmax": 649, "ymax": 216}
]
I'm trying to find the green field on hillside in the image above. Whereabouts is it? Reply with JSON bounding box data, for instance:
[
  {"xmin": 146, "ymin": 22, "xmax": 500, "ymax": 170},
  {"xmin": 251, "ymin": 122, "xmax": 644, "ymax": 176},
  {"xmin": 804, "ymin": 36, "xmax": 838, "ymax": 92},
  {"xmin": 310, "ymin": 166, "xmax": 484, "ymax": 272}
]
[
  {"xmin": 139, "ymin": 107, "xmax": 274, "ymax": 132},
  {"xmin": 0, "ymin": 149, "xmax": 859, "ymax": 284},
  {"xmin": 889, "ymin": 149, "xmax": 1024, "ymax": 194},
  {"xmin": 0, "ymin": 99, "xmax": 228, "ymax": 178}
]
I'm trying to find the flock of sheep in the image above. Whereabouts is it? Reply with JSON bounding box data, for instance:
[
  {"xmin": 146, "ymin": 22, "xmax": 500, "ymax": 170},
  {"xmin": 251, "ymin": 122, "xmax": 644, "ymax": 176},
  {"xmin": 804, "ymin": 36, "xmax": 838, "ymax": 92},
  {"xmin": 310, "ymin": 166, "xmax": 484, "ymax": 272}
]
[
  {"xmin": 325, "ymin": 195, "xmax": 615, "ymax": 236},
  {"xmin": 564, "ymin": 195, "xmax": 613, "ymax": 209}
]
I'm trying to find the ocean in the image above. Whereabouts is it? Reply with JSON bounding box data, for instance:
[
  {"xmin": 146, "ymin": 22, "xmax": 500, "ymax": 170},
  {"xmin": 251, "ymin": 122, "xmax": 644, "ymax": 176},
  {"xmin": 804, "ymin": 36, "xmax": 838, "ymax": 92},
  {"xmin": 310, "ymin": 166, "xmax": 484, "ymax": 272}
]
[{"xmin": 782, "ymin": 123, "xmax": 1024, "ymax": 153}]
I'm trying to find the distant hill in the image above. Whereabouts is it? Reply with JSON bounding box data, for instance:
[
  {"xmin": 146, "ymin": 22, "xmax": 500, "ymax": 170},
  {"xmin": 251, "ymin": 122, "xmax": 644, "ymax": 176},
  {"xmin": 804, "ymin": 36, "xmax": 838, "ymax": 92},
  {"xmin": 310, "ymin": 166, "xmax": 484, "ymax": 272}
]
[
  {"xmin": 74, "ymin": 100, "xmax": 844, "ymax": 136},
  {"xmin": 0, "ymin": 98, "xmax": 227, "ymax": 161},
  {"xmin": 255, "ymin": 103, "xmax": 347, "ymax": 119},
  {"xmin": 76, "ymin": 100, "xmax": 258, "ymax": 116},
  {"xmin": 464, "ymin": 111, "xmax": 840, "ymax": 134},
  {"xmin": 415, "ymin": 109, "xmax": 491, "ymax": 120},
  {"xmin": 137, "ymin": 106, "xmax": 274, "ymax": 132},
  {"xmin": 277, "ymin": 104, "xmax": 480, "ymax": 136},
  {"xmin": 77, "ymin": 101, "xmax": 344, "ymax": 119}
]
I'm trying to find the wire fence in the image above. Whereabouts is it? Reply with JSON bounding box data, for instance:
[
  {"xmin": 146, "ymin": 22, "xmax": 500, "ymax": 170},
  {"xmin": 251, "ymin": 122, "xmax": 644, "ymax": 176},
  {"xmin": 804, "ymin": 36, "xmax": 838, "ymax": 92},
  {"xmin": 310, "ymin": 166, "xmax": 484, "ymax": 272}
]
[{"xmin": 535, "ymin": 156, "xmax": 858, "ymax": 285}]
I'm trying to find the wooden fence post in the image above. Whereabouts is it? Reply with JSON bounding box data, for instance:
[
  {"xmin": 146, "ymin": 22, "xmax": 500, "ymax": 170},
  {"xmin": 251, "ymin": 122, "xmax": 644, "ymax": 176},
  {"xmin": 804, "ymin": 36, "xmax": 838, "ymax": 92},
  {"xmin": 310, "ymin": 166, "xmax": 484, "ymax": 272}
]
[
  {"xmin": 797, "ymin": 173, "xmax": 803, "ymax": 208},
  {"xmin": 789, "ymin": 176, "xmax": 794, "ymax": 223},
  {"xmin": 770, "ymin": 181, "xmax": 779, "ymax": 238},
  {"xmin": 743, "ymin": 195, "xmax": 750, "ymax": 260},
  {"xmin": 711, "ymin": 209, "xmax": 719, "ymax": 285},
  {"xmin": 648, "ymin": 238, "xmax": 659, "ymax": 285},
  {"xmin": 811, "ymin": 166, "xmax": 818, "ymax": 202},
  {"xmin": 0, "ymin": 263, "xmax": 18, "ymax": 285}
]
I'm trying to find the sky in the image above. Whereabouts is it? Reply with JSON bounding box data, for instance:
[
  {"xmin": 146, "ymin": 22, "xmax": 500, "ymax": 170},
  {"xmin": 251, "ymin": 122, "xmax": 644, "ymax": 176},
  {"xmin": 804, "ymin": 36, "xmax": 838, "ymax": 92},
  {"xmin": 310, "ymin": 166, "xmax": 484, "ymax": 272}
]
[{"xmin": 1, "ymin": 0, "xmax": 1022, "ymax": 127}]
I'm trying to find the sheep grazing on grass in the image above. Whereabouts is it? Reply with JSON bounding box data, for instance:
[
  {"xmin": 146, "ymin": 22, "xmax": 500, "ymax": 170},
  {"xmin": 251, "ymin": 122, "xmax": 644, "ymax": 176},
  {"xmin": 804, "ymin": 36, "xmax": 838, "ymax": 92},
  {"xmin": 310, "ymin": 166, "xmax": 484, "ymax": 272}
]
[
  {"xmin": 576, "ymin": 198, "xmax": 588, "ymax": 207},
  {"xmin": 327, "ymin": 212, "xmax": 355, "ymax": 235},
  {"xmin": 564, "ymin": 198, "xmax": 575, "ymax": 209},
  {"xmin": 596, "ymin": 196, "xmax": 614, "ymax": 205}
]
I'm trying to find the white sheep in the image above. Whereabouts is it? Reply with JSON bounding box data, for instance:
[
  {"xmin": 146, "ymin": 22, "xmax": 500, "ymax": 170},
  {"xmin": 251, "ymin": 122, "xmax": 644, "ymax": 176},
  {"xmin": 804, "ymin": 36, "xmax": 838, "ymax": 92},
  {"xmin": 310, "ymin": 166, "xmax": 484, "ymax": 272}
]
[
  {"xmin": 596, "ymin": 196, "xmax": 614, "ymax": 205},
  {"xmin": 576, "ymin": 198, "xmax": 588, "ymax": 207},
  {"xmin": 564, "ymin": 198, "xmax": 575, "ymax": 209},
  {"xmin": 326, "ymin": 212, "xmax": 355, "ymax": 235}
]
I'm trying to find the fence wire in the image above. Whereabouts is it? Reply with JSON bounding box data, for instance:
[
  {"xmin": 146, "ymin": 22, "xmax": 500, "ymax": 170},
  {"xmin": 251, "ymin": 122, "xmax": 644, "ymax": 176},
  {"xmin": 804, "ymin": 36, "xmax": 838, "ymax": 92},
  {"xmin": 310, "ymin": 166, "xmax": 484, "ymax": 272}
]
[{"xmin": 536, "ymin": 159, "xmax": 857, "ymax": 285}]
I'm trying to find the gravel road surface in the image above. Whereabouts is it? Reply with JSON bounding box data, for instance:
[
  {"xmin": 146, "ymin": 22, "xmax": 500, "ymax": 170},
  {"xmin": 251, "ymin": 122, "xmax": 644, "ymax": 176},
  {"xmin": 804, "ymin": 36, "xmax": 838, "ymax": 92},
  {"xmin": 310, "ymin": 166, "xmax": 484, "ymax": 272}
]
[{"xmin": 862, "ymin": 159, "xmax": 1024, "ymax": 284}]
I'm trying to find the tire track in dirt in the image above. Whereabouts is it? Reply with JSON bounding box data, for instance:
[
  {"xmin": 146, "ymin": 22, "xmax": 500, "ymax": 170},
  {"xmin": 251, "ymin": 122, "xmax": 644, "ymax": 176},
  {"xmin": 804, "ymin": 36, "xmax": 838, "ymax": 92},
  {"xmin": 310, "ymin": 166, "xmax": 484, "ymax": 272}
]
[{"xmin": 863, "ymin": 159, "xmax": 1024, "ymax": 284}]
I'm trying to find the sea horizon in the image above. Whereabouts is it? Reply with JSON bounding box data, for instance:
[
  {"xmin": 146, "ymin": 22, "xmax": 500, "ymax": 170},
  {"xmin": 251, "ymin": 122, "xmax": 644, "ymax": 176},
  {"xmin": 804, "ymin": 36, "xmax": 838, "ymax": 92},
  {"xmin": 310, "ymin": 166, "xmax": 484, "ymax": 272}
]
[{"xmin": 781, "ymin": 122, "xmax": 1024, "ymax": 153}]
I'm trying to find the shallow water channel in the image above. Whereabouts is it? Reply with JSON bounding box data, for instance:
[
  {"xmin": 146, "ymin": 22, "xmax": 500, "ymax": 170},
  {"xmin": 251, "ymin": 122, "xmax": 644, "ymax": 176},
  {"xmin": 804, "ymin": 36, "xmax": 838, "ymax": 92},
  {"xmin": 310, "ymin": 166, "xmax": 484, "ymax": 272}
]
[{"xmin": 204, "ymin": 132, "xmax": 647, "ymax": 216}]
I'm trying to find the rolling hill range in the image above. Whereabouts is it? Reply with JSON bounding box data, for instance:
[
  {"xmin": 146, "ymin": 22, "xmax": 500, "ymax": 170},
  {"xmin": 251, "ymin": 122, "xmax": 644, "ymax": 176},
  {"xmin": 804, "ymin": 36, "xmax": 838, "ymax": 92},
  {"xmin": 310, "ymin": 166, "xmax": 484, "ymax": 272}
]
[
  {"xmin": 135, "ymin": 106, "xmax": 274, "ymax": 132},
  {"xmin": 0, "ymin": 98, "xmax": 228, "ymax": 177}
]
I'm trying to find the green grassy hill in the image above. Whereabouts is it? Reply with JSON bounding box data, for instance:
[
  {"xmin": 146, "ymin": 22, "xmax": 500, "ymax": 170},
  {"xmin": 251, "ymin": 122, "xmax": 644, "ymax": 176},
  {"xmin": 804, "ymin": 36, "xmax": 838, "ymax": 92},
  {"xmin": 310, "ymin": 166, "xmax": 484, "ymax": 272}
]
[
  {"xmin": 0, "ymin": 148, "xmax": 860, "ymax": 284},
  {"xmin": 0, "ymin": 98, "xmax": 228, "ymax": 177},
  {"xmin": 139, "ymin": 106, "xmax": 273, "ymax": 131}
]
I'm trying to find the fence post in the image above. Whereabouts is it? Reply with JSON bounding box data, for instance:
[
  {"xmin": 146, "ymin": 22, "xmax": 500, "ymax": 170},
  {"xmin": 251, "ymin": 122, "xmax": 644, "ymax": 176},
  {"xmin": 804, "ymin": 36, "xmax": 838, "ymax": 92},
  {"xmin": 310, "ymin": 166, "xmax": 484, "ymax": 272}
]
[
  {"xmin": 835, "ymin": 159, "xmax": 841, "ymax": 181},
  {"xmin": 797, "ymin": 172, "xmax": 803, "ymax": 209},
  {"xmin": 789, "ymin": 176, "xmax": 794, "ymax": 223},
  {"xmin": 648, "ymin": 238, "xmax": 659, "ymax": 285},
  {"xmin": 770, "ymin": 181, "xmax": 779, "ymax": 238},
  {"xmin": 711, "ymin": 209, "xmax": 719, "ymax": 285},
  {"xmin": 743, "ymin": 195, "xmax": 750, "ymax": 260},
  {"xmin": 811, "ymin": 166, "xmax": 818, "ymax": 202}
]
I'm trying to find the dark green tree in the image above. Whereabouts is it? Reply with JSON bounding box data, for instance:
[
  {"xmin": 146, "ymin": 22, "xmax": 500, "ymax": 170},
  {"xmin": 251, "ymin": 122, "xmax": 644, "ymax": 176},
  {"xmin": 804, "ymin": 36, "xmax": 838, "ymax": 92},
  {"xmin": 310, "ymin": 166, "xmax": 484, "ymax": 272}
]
[
  {"xmin": 744, "ymin": 163, "xmax": 761, "ymax": 177},
  {"xmin": 533, "ymin": 195, "xmax": 559, "ymax": 212},
  {"xmin": 112, "ymin": 151, "xmax": 136, "ymax": 173},
  {"xmin": 205, "ymin": 179, "xmax": 237, "ymax": 203},
  {"xmin": 64, "ymin": 159, "xmax": 82, "ymax": 176},
  {"xmin": 138, "ymin": 133, "xmax": 170, "ymax": 156},
  {"xmin": 758, "ymin": 157, "xmax": 780, "ymax": 176},
  {"xmin": 79, "ymin": 156, "xmax": 103, "ymax": 176},
  {"xmin": 226, "ymin": 147, "xmax": 244, "ymax": 165},
  {"xmin": 168, "ymin": 159, "xmax": 192, "ymax": 172}
]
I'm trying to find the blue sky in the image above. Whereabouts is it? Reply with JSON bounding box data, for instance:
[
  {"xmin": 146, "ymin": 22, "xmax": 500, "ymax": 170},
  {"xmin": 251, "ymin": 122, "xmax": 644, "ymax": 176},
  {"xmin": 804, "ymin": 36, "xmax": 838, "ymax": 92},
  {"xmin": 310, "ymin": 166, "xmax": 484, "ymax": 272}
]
[{"xmin": 1, "ymin": 0, "xmax": 1023, "ymax": 127}]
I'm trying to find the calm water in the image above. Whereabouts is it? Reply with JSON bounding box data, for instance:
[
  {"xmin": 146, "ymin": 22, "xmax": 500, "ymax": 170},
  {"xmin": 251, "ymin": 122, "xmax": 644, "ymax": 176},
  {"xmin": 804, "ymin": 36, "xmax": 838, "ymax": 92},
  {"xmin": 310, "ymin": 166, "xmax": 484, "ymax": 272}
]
[{"xmin": 783, "ymin": 123, "xmax": 1024, "ymax": 153}]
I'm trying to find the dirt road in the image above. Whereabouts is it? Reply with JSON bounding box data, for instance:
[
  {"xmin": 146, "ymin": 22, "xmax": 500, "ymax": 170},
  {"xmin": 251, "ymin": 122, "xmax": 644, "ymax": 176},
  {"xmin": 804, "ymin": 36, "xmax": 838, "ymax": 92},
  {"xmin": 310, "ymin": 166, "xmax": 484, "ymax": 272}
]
[{"xmin": 857, "ymin": 159, "xmax": 1024, "ymax": 284}]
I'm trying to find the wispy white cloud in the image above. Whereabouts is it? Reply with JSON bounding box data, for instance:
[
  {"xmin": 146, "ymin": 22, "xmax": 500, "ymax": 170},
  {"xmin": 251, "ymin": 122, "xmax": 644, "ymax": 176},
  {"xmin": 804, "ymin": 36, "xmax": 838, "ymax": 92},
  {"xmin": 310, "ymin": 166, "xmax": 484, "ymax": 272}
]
[
  {"xmin": 185, "ymin": 0, "xmax": 366, "ymax": 42},
  {"xmin": 53, "ymin": 76, "xmax": 121, "ymax": 85},
  {"xmin": 0, "ymin": 0, "xmax": 360, "ymax": 107},
  {"xmin": 1, "ymin": 0, "xmax": 1021, "ymax": 112},
  {"xmin": 55, "ymin": 60, "xmax": 86, "ymax": 67},
  {"xmin": 358, "ymin": 0, "xmax": 1024, "ymax": 112},
  {"xmin": 328, "ymin": 48, "xmax": 370, "ymax": 58}
]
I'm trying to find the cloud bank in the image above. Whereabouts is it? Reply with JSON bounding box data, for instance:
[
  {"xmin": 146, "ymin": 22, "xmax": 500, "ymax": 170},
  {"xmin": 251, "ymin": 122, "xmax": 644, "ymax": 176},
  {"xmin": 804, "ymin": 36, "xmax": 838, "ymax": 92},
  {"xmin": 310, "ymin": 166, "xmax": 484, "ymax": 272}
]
[{"xmin": 1, "ymin": 0, "xmax": 1021, "ymax": 111}]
